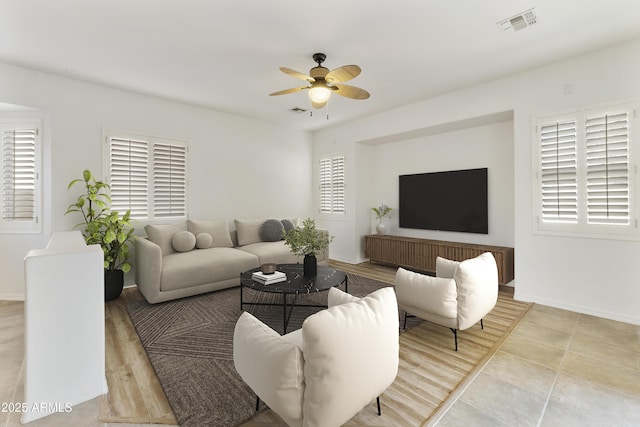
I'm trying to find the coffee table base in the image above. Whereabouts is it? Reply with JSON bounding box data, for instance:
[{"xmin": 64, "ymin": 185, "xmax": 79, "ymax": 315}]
[{"xmin": 239, "ymin": 264, "xmax": 348, "ymax": 334}]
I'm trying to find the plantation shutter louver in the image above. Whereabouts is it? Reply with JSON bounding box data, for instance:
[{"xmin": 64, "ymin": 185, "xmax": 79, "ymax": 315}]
[
  {"xmin": 2, "ymin": 128, "xmax": 37, "ymax": 222},
  {"xmin": 153, "ymin": 143, "xmax": 186, "ymax": 218},
  {"xmin": 319, "ymin": 158, "xmax": 332, "ymax": 213},
  {"xmin": 585, "ymin": 111, "xmax": 630, "ymax": 225},
  {"xmin": 331, "ymin": 156, "xmax": 345, "ymax": 214},
  {"xmin": 109, "ymin": 137, "xmax": 149, "ymax": 219},
  {"xmin": 319, "ymin": 155, "xmax": 345, "ymax": 214},
  {"xmin": 539, "ymin": 120, "xmax": 578, "ymax": 223}
]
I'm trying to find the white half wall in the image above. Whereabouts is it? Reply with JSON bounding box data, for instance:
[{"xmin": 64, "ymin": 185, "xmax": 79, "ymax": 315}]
[
  {"xmin": 314, "ymin": 37, "xmax": 640, "ymax": 325},
  {"xmin": 0, "ymin": 62, "xmax": 312, "ymax": 300}
]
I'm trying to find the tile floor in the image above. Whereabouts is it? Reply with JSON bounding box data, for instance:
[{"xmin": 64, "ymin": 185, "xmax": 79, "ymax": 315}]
[
  {"xmin": 2, "ymin": 300, "xmax": 639, "ymax": 427},
  {"xmin": 433, "ymin": 304, "xmax": 640, "ymax": 427}
]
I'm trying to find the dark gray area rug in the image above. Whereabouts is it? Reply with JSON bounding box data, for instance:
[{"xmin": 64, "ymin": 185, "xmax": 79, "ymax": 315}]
[{"xmin": 125, "ymin": 274, "xmax": 413, "ymax": 427}]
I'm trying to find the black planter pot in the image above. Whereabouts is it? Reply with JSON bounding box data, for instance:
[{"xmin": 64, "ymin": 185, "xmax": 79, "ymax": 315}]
[
  {"xmin": 104, "ymin": 269, "xmax": 124, "ymax": 301},
  {"xmin": 303, "ymin": 254, "xmax": 317, "ymax": 277}
]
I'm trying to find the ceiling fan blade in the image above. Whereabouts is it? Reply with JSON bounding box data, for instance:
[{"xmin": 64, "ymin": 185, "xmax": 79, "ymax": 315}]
[
  {"xmin": 325, "ymin": 65, "xmax": 361, "ymax": 83},
  {"xmin": 269, "ymin": 86, "xmax": 308, "ymax": 96},
  {"xmin": 333, "ymin": 84, "xmax": 370, "ymax": 100},
  {"xmin": 280, "ymin": 67, "xmax": 315, "ymax": 82}
]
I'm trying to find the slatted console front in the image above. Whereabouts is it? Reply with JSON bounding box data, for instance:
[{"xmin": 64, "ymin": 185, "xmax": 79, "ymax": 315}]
[{"xmin": 364, "ymin": 234, "xmax": 514, "ymax": 285}]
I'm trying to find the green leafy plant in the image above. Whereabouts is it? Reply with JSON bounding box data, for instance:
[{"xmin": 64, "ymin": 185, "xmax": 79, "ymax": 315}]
[
  {"xmin": 372, "ymin": 204, "xmax": 393, "ymax": 222},
  {"xmin": 283, "ymin": 217, "xmax": 333, "ymax": 256},
  {"xmin": 65, "ymin": 169, "xmax": 135, "ymax": 273}
]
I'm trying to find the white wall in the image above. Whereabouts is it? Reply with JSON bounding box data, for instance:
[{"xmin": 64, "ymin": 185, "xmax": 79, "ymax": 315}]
[
  {"xmin": 313, "ymin": 37, "xmax": 640, "ymax": 325},
  {"xmin": 0, "ymin": 62, "xmax": 312, "ymax": 300},
  {"xmin": 363, "ymin": 120, "xmax": 514, "ymax": 248}
]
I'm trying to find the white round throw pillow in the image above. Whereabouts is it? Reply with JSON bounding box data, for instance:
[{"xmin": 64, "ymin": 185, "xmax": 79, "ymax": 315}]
[
  {"xmin": 195, "ymin": 232, "xmax": 213, "ymax": 249},
  {"xmin": 172, "ymin": 231, "xmax": 196, "ymax": 252}
]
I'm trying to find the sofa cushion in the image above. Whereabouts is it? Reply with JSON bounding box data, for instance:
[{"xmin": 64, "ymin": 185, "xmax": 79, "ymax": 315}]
[
  {"xmin": 235, "ymin": 218, "xmax": 268, "ymax": 246},
  {"xmin": 187, "ymin": 219, "xmax": 233, "ymax": 248},
  {"xmin": 195, "ymin": 232, "xmax": 213, "ymax": 249},
  {"xmin": 436, "ymin": 256, "xmax": 460, "ymax": 279},
  {"xmin": 301, "ymin": 287, "xmax": 399, "ymax": 427},
  {"xmin": 145, "ymin": 222, "xmax": 187, "ymax": 256},
  {"xmin": 396, "ymin": 267, "xmax": 457, "ymax": 320},
  {"xmin": 160, "ymin": 247, "xmax": 258, "ymax": 292},
  {"xmin": 237, "ymin": 241, "xmax": 301, "ymax": 265},
  {"xmin": 172, "ymin": 231, "xmax": 196, "ymax": 252},
  {"xmin": 260, "ymin": 219, "xmax": 284, "ymax": 242},
  {"xmin": 233, "ymin": 312, "xmax": 304, "ymax": 426}
]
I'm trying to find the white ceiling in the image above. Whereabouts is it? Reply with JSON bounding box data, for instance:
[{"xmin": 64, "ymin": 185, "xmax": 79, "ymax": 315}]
[{"xmin": 2, "ymin": 1, "xmax": 640, "ymax": 131}]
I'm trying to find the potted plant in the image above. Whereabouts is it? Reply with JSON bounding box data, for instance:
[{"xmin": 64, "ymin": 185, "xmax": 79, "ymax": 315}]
[
  {"xmin": 372, "ymin": 204, "xmax": 393, "ymax": 235},
  {"xmin": 65, "ymin": 169, "xmax": 135, "ymax": 301},
  {"xmin": 283, "ymin": 217, "xmax": 333, "ymax": 277}
]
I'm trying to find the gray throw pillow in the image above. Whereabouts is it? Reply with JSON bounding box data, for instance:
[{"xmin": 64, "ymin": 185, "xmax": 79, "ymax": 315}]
[
  {"xmin": 260, "ymin": 219, "xmax": 285, "ymax": 242},
  {"xmin": 281, "ymin": 219, "xmax": 295, "ymax": 234}
]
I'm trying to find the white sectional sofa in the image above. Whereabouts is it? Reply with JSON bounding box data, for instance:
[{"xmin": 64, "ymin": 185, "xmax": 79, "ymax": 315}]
[{"xmin": 135, "ymin": 218, "xmax": 328, "ymax": 304}]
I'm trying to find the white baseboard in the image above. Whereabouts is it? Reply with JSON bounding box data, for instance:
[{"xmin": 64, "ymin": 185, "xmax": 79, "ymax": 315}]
[
  {"xmin": 0, "ymin": 292, "xmax": 24, "ymax": 301},
  {"xmin": 515, "ymin": 292, "xmax": 640, "ymax": 326}
]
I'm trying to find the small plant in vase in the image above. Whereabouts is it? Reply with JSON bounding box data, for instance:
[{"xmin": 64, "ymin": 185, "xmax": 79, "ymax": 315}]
[
  {"xmin": 66, "ymin": 169, "xmax": 136, "ymax": 301},
  {"xmin": 283, "ymin": 218, "xmax": 333, "ymax": 277},
  {"xmin": 372, "ymin": 204, "xmax": 393, "ymax": 235}
]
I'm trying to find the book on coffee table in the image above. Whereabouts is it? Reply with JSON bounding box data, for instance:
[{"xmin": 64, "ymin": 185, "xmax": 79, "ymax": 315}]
[{"xmin": 252, "ymin": 270, "xmax": 286, "ymax": 285}]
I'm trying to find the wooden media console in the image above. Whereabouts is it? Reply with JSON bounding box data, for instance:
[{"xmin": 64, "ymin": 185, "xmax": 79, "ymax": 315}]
[{"xmin": 364, "ymin": 234, "xmax": 514, "ymax": 285}]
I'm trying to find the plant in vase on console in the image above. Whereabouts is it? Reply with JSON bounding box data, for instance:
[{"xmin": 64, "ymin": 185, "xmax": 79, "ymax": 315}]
[
  {"xmin": 372, "ymin": 204, "xmax": 393, "ymax": 235},
  {"xmin": 66, "ymin": 169, "xmax": 136, "ymax": 301},
  {"xmin": 283, "ymin": 218, "xmax": 333, "ymax": 277}
]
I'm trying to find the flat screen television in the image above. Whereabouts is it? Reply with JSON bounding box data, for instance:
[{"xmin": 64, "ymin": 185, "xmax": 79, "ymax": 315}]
[{"xmin": 399, "ymin": 168, "xmax": 488, "ymax": 234}]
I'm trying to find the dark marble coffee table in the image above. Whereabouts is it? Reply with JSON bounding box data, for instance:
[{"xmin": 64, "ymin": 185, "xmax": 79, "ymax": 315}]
[{"xmin": 240, "ymin": 263, "xmax": 347, "ymax": 333}]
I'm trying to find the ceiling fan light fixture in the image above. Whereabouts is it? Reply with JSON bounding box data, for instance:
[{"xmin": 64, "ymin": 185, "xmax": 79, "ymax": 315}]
[{"xmin": 308, "ymin": 84, "xmax": 331, "ymax": 105}]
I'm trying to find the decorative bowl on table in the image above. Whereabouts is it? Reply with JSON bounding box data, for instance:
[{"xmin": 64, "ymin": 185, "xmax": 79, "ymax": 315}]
[{"xmin": 260, "ymin": 263, "xmax": 277, "ymax": 274}]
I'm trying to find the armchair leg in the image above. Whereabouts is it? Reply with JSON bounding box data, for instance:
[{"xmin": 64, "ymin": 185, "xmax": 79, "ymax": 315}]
[
  {"xmin": 376, "ymin": 396, "xmax": 381, "ymax": 416},
  {"xmin": 403, "ymin": 312, "xmax": 408, "ymax": 330},
  {"xmin": 450, "ymin": 328, "xmax": 458, "ymax": 351},
  {"xmin": 255, "ymin": 395, "xmax": 260, "ymax": 412},
  {"xmin": 481, "ymin": 319, "xmax": 484, "ymax": 330}
]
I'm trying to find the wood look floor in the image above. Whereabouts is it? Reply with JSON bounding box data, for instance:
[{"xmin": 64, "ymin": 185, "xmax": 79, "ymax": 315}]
[
  {"xmin": 98, "ymin": 260, "xmax": 526, "ymax": 427},
  {"xmin": 100, "ymin": 284, "xmax": 177, "ymax": 424}
]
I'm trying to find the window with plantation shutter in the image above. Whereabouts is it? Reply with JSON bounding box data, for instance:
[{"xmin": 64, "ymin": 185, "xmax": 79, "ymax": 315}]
[
  {"xmin": 1, "ymin": 122, "xmax": 42, "ymax": 233},
  {"xmin": 535, "ymin": 102, "xmax": 637, "ymax": 239},
  {"xmin": 153, "ymin": 143, "xmax": 186, "ymax": 218},
  {"xmin": 105, "ymin": 131, "xmax": 188, "ymax": 221},
  {"xmin": 539, "ymin": 119, "xmax": 578, "ymax": 224},
  {"xmin": 109, "ymin": 137, "xmax": 149, "ymax": 219},
  {"xmin": 585, "ymin": 111, "xmax": 630, "ymax": 226},
  {"xmin": 319, "ymin": 154, "xmax": 346, "ymax": 215}
]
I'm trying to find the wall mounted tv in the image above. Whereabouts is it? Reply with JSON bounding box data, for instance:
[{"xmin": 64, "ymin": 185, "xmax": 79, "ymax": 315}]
[{"xmin": 399, "ymin": 168, "xmax": 488, "ymax": 234}]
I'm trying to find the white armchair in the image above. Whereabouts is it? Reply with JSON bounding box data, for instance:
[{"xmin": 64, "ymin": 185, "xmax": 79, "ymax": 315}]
[
  {"xmin": 233, "ymin": 287, "xmax": 399, "ymax": 427},
  {"xmin": 395, "ymin": 252, "xmax": 498, "ymax": 351}
]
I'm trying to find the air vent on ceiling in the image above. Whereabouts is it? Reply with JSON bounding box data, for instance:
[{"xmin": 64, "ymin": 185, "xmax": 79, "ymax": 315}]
[
  {"xmin": 497, "ymin": 8, "xmax": 537, "ymax": 33},
  {"xmin": 290, "ymin": 107, "xmax": 307, "ymax": 113}
]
